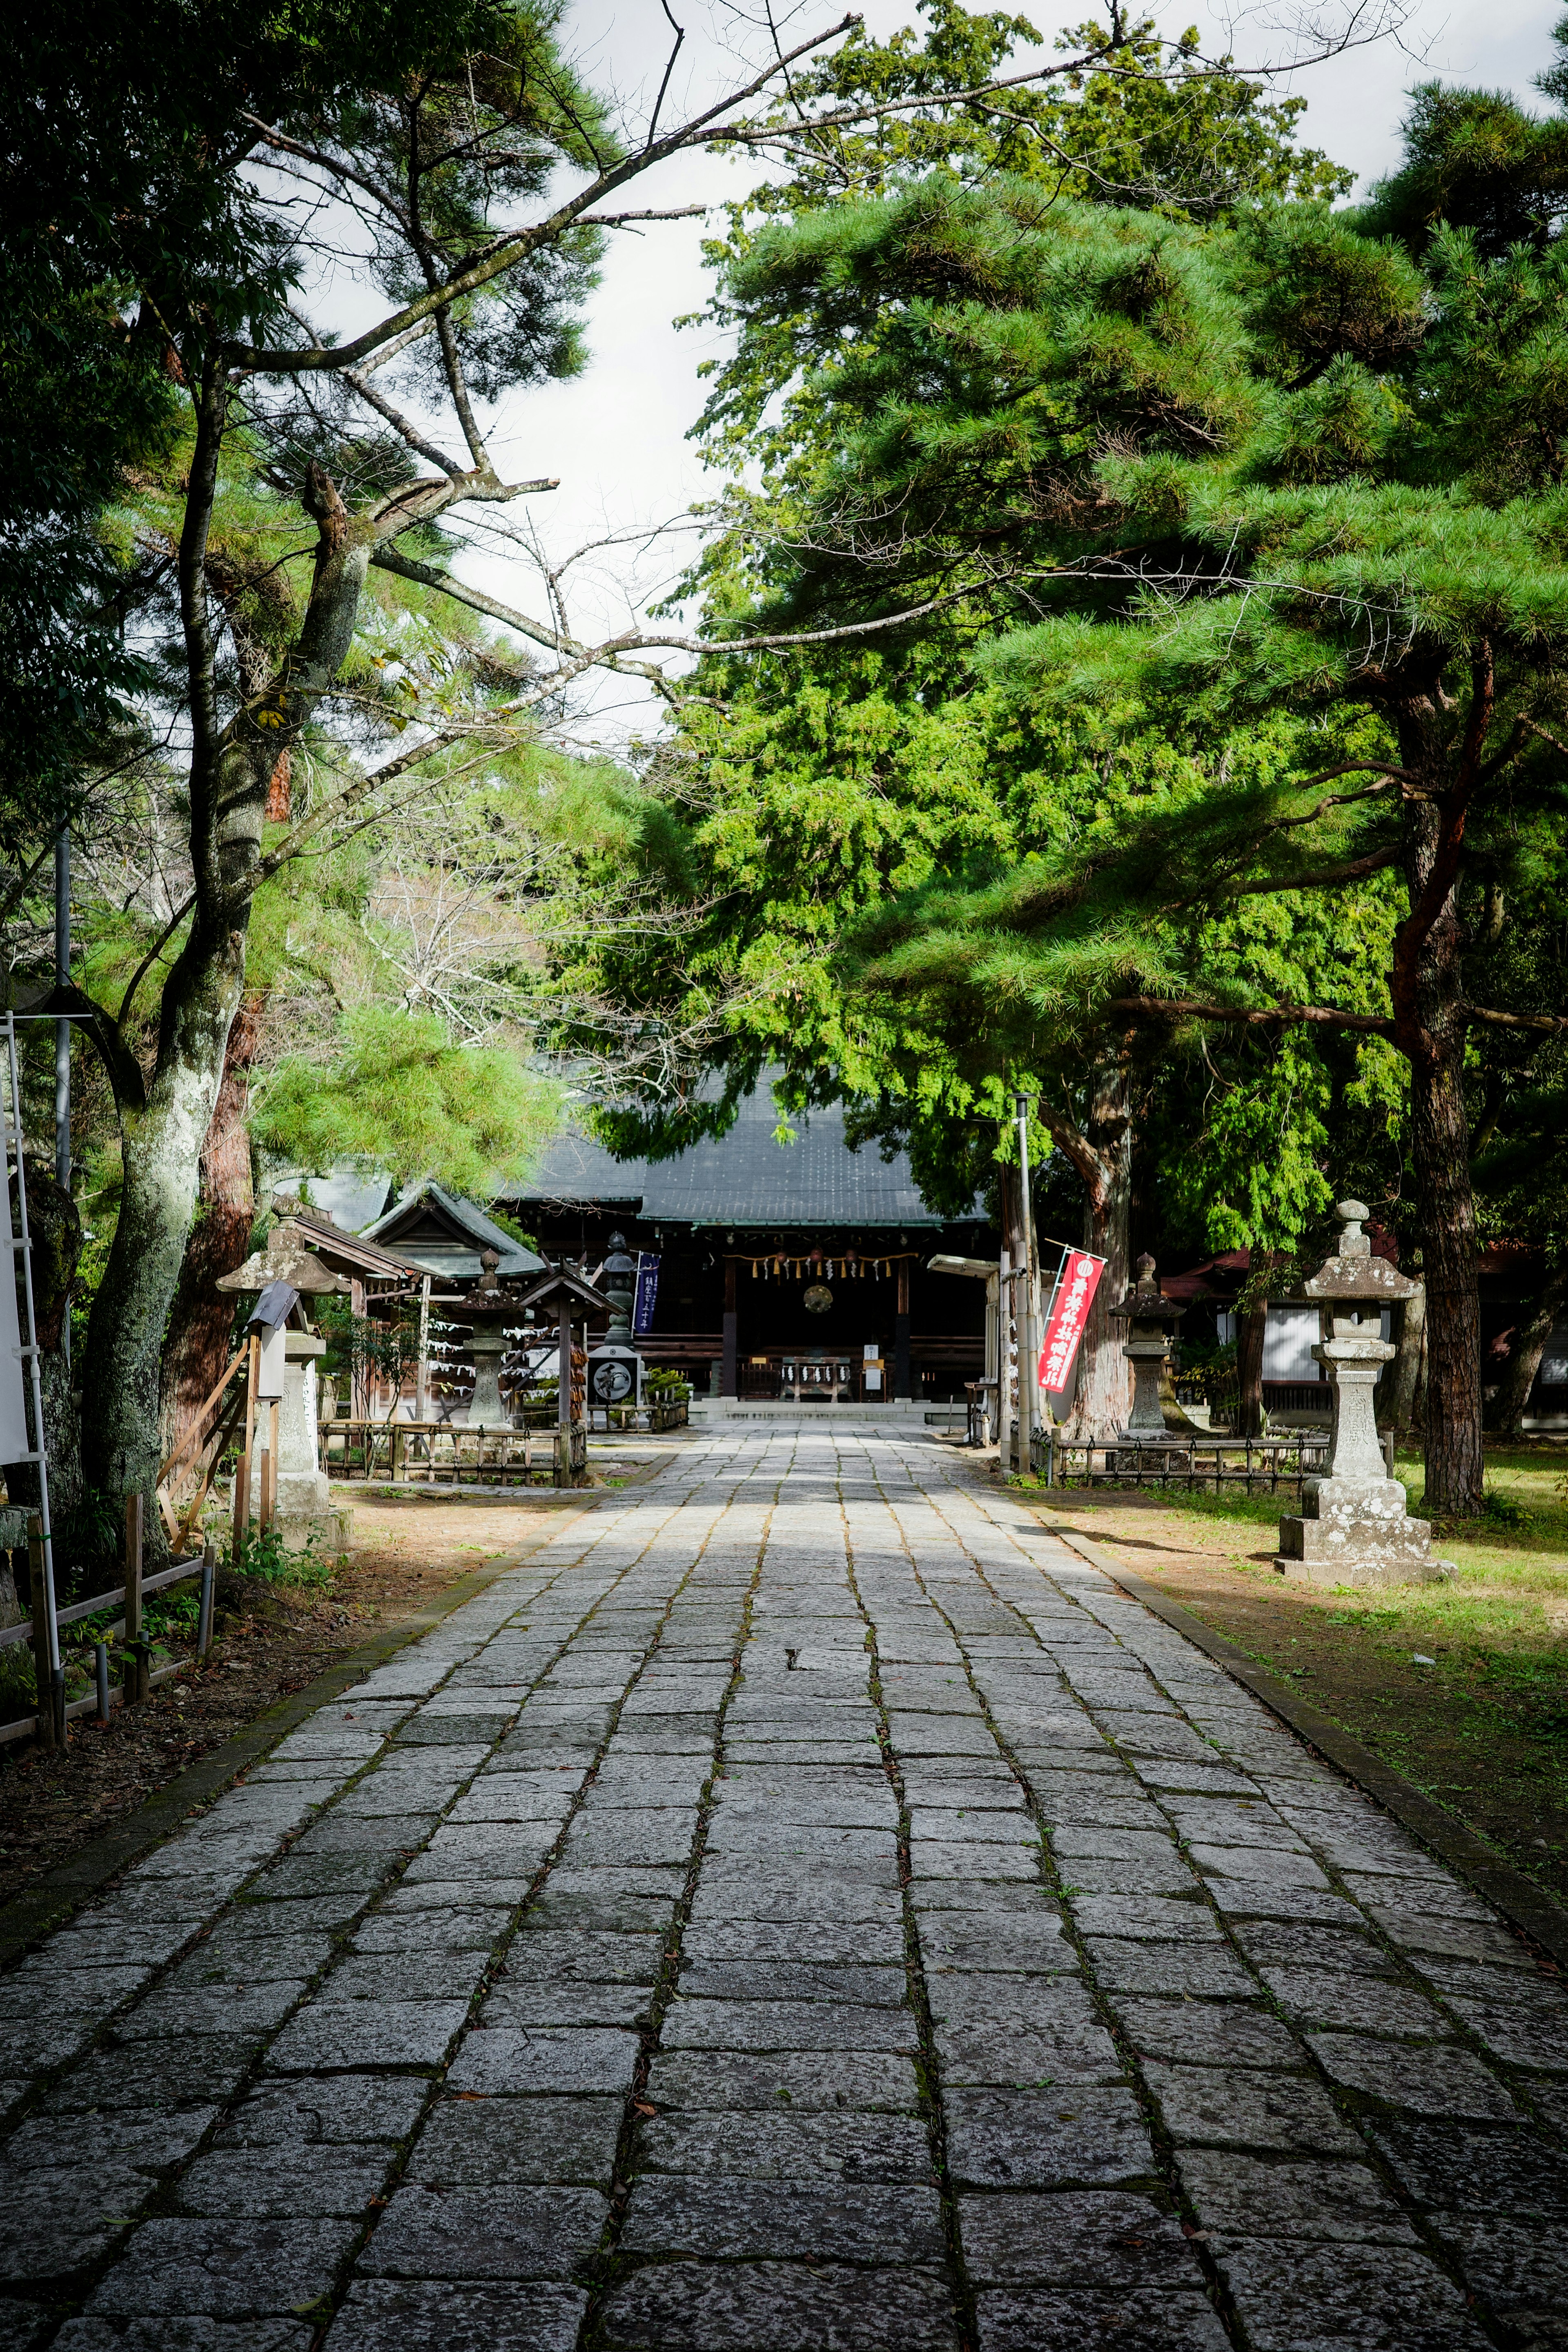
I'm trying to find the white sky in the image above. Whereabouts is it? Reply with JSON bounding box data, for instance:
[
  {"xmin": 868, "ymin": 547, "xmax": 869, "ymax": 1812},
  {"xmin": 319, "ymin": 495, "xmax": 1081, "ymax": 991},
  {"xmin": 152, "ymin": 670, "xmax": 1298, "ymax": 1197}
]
[{"xmin": 459, "ymin": 0, "xmax": 1555, "ymax": 746}]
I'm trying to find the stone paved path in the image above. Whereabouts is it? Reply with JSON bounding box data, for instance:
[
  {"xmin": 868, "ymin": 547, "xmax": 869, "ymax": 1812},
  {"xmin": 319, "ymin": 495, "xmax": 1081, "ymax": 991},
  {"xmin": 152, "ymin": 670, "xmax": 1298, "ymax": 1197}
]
[{"xmin": 2, "ymin": 1428, "xmax": 1566, "ymax": 2352}]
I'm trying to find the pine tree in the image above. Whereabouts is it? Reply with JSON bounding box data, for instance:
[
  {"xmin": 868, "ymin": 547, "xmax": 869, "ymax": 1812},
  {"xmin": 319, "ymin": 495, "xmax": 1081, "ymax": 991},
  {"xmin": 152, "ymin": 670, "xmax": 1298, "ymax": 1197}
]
[{"xmin": 638, "ymin": 30, "xmax": 1568, "ymax": 1508}]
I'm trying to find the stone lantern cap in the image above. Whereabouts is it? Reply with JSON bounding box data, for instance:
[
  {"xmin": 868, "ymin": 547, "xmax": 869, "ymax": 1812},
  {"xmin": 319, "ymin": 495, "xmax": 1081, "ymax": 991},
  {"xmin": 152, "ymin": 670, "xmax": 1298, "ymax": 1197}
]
[
  {"xmin": 216, "ymin": 1221, "xmax": 352, "ymax": 1297},
  {"xmin": 447, "ymin": 1248, "xmax": 516, "ymax": 1329},
  {"xmin": 1303, "ymin": 1203, "xmax": 1417, "ymax": 1305},
  {"xmin": 1107, "ymin": 1254, "xmax": 1185, "ymax": 1328},
  {"xmin": 600, "ymin": 1231, "xmax": 638, "ymax": 1278}
]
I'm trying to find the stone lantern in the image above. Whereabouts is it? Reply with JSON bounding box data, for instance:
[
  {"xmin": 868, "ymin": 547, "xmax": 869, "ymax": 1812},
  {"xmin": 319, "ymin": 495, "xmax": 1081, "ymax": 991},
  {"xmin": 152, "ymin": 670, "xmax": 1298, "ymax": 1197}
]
[
  {"xmin": 216, "ymin": 1222, "xmax": 351, "ymax": 1552},
  {"xmin": 1108, "ymin": 1254, "xmax": 1185, "ymax": 1437},
  {"xmin": 1276, "ymin": 1202, "xmax": 1444, "ymax": 1586},
  {"xmin": 445, "ymin": 1249, "xmax": 515, "ymax": 1428}
]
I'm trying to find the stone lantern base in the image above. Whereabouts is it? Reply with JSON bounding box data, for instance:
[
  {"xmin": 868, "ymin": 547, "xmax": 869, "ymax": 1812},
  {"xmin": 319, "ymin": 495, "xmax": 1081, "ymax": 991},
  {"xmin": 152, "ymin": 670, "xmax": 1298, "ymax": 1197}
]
[{"xmin": 1276, "ymin": 1474, "xmax": 1446, "ymax": 1587}]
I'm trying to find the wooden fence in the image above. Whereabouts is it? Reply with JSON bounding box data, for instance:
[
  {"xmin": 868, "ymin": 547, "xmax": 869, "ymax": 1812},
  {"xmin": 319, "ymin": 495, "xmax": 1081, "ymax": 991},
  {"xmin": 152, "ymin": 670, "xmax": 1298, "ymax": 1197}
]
[
  {"xmin": 322, "ymin": 1400, "xmax": 688, "ymax": 1488},
  {"xmin": 1029, "ymin": 1430, "xmax": 1339, "ymax": 1495},
  {"xmin": 0, "ymin": 1505, "xmax": 214, "ymax": 1749}
]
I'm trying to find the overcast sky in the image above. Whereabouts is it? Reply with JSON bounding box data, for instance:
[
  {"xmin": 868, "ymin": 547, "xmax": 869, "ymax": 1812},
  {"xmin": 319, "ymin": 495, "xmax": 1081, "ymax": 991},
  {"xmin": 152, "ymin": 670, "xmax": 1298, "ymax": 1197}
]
[{"xmin": 462, "ymin": 0, "xmax": 1554, "ymax": 748}]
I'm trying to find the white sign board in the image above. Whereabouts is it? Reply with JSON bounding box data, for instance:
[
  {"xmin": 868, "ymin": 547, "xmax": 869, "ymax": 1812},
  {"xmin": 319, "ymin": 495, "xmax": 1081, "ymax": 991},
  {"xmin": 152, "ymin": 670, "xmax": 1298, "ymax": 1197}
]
[{"xmin": 0, "ymin": 1178, "xmax": 32, "ymax": 1458}]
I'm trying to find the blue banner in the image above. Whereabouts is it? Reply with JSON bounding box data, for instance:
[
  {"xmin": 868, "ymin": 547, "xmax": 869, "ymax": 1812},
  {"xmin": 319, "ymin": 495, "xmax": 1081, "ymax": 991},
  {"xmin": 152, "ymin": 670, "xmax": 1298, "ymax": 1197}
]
[{"xmin": 634, "ymin": 1252, "xmax": 661, "ymax": 1335}]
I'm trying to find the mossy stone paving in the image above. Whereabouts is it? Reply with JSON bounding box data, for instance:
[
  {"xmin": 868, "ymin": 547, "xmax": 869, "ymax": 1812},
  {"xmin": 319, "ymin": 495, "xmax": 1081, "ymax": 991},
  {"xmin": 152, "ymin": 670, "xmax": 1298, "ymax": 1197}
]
[{"xmin": 1, "ymin": 1427, "xmax": 1566, "ymax": 2351}]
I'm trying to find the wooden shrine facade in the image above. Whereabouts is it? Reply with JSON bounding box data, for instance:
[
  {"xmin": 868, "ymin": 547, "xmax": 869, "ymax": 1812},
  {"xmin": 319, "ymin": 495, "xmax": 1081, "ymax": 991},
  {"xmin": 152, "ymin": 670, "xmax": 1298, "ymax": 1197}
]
[{"xmin": 501, "ymin": 1088, "xmax": 996, "ymax": 1402}]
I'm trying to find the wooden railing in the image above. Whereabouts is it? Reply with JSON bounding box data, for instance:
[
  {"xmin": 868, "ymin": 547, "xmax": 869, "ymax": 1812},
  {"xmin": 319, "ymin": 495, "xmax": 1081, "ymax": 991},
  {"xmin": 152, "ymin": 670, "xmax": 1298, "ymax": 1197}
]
[{"xmin": 0, "ymin": 1503, "xmax": 214, "ymax": 1748}]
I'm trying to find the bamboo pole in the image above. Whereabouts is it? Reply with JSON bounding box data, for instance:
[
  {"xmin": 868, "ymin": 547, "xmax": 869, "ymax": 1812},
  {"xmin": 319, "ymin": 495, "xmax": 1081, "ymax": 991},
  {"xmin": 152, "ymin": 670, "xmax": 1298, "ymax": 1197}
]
[
  {"xmin": 233, "ymin": 1332, "xmax": 260, "ymax": 1568},
  {"xmin": 157, "ymin": 1343, "xmax": 250, "ymax": 1484}
]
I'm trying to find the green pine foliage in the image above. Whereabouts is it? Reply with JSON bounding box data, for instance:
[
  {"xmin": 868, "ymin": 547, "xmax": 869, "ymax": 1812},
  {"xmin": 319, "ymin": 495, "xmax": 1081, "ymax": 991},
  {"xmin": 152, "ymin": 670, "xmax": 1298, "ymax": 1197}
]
[{"xmin": 252, "ymin": 1007, "xmax": 561, "ymax": 1194}]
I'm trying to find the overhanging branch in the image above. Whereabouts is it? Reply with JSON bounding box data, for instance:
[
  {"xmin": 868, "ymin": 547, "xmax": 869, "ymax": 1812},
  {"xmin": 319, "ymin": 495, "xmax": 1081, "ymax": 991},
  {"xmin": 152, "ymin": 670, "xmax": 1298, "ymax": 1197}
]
[
  {"xmin": 1194, "ymin": 845, "xmax": 1401, "ymax": 906},
  {"xmin": 1464, "ymin": 1003, "xmax": 1568, "ymax": 1035},
  {"xmin": 1103, "ymin": 995, "xmax": 1396, "ymax": 1041}
]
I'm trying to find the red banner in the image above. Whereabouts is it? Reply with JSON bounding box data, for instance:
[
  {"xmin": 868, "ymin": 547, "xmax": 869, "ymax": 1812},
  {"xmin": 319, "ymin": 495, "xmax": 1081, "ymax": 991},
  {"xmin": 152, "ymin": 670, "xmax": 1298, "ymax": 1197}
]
[{"xmin": 1037, "ymin": 1250, "xmax": 1106, "ymax": 1396}]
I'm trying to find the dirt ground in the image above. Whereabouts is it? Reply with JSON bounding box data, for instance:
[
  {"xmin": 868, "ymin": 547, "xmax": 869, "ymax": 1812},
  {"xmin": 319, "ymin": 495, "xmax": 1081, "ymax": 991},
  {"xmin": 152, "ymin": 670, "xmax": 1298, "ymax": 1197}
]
[
  {"xmin": 0, "ymin": 1493, "xmax": 583, "ymax": 1913},
  {"xmin": 1014, "ymin": 1481, "xmax": 1568, "ymax": 1904}
]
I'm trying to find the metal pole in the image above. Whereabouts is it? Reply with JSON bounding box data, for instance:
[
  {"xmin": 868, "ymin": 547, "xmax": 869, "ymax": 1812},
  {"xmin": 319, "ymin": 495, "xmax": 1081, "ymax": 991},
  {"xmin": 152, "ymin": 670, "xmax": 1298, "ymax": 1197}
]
[
  {"xmin": 198, "ymin": 1544, "xmax": 215, "ymax": 1658},
  {"xmin": 997, "ymin": 1244, "xmax": 1012, "ymax": 1471},
  {"xmin": 54, "ymin": 825, "xmax": 71, "ymax": 1374},
  {"xmin": 7, "ymin": 1018, "xmax": 60, "ymax": 1729},
  {"xmin": 1015, "ymin": 1093, "xmax": 1035, "ymax": 1477},
  {"xmin": 95, "ymin": 1641, "xmax": 110, "ymax": 1726}
]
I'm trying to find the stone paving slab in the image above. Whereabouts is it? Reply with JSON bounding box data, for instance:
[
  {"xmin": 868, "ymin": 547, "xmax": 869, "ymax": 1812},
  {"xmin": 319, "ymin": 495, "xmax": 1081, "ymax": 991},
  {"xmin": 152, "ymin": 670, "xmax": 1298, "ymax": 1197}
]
[{"xmin": 2, "ymin": 1426, "xmax": 1566, "ymax": 2349}]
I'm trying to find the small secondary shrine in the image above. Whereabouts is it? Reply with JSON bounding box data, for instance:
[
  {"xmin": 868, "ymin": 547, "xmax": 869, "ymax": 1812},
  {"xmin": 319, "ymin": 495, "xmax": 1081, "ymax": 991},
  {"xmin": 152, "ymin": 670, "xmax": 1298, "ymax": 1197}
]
[{"xmin": 503, "ymin": 1086, "xmax": 994, "ymax": 1402}]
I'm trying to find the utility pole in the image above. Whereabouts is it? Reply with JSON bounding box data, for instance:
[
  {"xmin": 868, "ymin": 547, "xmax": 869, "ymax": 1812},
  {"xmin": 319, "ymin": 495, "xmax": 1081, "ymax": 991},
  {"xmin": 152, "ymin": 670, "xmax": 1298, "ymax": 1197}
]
[
  {"xmin": 54, "ymin": 824, "xmax": 70, "ymax": 1365},
  {"xmin": 1015, "ymin": 1092, "xmax": 1035, "ymax": 1477}
]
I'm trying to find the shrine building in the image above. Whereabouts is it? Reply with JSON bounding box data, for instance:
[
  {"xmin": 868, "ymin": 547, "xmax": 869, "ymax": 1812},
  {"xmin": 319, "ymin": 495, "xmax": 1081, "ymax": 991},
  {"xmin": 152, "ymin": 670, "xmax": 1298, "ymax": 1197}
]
[{"xmin": 501, "ymin": 1086, "xmax": 995, "ymax": 1403}]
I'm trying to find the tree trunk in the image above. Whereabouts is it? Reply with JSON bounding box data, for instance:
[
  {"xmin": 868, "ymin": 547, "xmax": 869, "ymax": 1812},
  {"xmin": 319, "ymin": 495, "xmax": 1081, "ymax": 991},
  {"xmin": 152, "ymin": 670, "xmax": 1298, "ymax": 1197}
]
[
  {"xmin": 1388, "ymin": 1282, "xmax": 1426, "ymax": 1436},
  {"xmin": 80, "ymin": 425, "xmax": 372, "ymax": 1534},
  {"xmin": 81, "ymin": 911, "xmax": 250, "ymax": 1519},
  {"xmin": 1062, "ymin": 1062, "xmax": 1132, "ymax": 1440},
  {"xmin": 1493, "ymin": 1259, "xmax": 1568, "ymax": 1441},
  {"xmin": 1236, "ymin": 1289, "xmax": 1268, "ymax": 1437},
  {"xmin": 157, "ymin": 996, "xmax": 261, "ymax": 1461},
  {"xmin": 1412, "ymin": 1042, "xmax": 1483, "ymax": 1509},
  {"xmin": 1396, "ymin": 701, "xmax": 1485, "ymax": 1516}
]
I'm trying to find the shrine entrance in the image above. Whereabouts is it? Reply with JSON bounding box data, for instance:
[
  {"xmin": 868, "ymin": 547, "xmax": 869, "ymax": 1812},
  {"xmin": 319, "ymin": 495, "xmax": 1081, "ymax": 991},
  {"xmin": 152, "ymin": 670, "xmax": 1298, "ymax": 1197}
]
[{"xmin": 502, "ymin": 1081, "xmax": 993, "ymax": 1403}]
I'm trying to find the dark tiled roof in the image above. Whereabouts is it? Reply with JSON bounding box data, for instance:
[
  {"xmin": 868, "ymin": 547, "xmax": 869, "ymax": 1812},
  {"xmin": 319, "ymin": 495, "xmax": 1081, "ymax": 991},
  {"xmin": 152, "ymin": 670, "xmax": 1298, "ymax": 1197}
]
[
  {"xmin": 508, "ymin": 1127, "xmax": 646, "ymax": 1209},
  {"xmin": 641, "ymin": 1091, "xmax": 938, "ymax": 1229},
  {"xmin": 508, "ymin": 1085, "xmax": 942, "ymax": 1229}
]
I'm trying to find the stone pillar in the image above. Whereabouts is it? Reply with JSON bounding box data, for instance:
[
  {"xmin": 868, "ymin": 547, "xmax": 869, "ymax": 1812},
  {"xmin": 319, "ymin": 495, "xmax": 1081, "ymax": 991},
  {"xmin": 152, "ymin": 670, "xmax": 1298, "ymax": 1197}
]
[
  {"xmin": 721, "ymin": 1258, "xmax": 738, "ymax": 1398},
  {"xmin": 465, "ymin": 1328, "xmax": 510, "ymax": 1426},
  {"xmin": 1124, "ymin": 1332, "xmax": 1169, "ymax": 1434},
  {"xmin": 249, "ymin": 1333, "xmax": 350, "ymax": 1553}
]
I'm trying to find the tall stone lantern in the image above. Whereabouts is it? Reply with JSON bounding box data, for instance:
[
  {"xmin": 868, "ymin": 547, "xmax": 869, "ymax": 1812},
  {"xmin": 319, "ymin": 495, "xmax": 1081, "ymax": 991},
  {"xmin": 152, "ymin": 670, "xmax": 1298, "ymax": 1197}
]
[
  {"xmin": 1276, "ymin": 1202, "xmax": 1444, "ymax": 1586},
  {"xmin": 1108, "ymin": 1255, "xmax": 1185, "ymax": 1437},
  {"xmin": 446, "ymin": 1249, "xmax": 515, "ymax": 1427}
]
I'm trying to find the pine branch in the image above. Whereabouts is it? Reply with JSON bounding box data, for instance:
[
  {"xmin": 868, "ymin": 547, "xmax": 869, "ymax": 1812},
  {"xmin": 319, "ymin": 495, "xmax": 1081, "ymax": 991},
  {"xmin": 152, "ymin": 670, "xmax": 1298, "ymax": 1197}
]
[
  {"xmin": 1196, "ymin": 844, "xmax": 1401, "ymax": 904},
  {"xmin": 1103, "ymin": 996, "xmax": 1396, "ymax": 1040},
  {"xmin": 1463, "ymin": 1003, "xmax": 1568, "ymax": 1035}
]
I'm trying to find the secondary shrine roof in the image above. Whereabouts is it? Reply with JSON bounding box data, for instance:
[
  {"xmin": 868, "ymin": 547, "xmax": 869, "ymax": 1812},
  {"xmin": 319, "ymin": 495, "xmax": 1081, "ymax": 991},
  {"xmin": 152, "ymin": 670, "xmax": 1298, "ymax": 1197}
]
[{"xmin": 364, "ymin": 1184, "xmax": 546, "ymax": 1281}]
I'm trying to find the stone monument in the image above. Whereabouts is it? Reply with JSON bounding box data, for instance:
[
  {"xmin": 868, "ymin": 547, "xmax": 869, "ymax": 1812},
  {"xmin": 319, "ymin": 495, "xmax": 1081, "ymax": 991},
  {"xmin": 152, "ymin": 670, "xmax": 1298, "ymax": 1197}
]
[
  {"xmin": 1276, "ymin": 1202, "xmax": 1445, "ymax": 1586},
  {"xmin": 1108, "ymin": 1254, "xmax": 1185, "ymax": 1438},
  {"xmin": 217, "ymin": 1223, "xmax": 352, "ymax": 1555}
]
